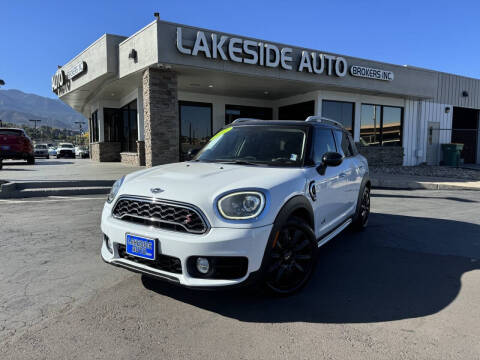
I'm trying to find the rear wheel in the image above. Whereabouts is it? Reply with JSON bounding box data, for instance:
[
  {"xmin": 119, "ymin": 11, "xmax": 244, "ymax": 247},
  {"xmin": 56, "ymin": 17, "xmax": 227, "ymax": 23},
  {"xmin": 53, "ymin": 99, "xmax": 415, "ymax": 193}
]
[
  {"xmin": 0, "ymin": 159, "xmax": 3, "ymax": 170},
  {"xmin": 27, "ymin": 155, "xmax": 35, "ymax": 165},
  {"xmin": 264, "ymin": 218, "xmax": 317, "ymax": 295},
  {"xmin": 46, "ymin": 155, "xmax": 50, "ymax": 159},
  {"xmin": 352, "ymin": 185, "xmax": 370, "ymax": 230}
]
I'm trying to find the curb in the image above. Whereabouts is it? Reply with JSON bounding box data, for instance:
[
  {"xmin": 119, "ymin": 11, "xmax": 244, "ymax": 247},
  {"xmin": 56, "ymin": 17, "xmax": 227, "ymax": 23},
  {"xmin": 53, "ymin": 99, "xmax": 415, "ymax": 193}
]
[
  {"xmin": 371, "ymin": 178, "xmax": 480, "ymax": 191},
  {"xmin": 0, "ymin": 180, "xmax": 113, "ymax": 199}
]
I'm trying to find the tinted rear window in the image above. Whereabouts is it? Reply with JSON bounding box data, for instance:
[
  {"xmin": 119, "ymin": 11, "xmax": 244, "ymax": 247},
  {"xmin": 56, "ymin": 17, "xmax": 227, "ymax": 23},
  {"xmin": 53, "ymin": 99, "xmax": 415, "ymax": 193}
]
[{"xmin": 0, "ymin": 129, "xmax": 23, "ymax": 136}]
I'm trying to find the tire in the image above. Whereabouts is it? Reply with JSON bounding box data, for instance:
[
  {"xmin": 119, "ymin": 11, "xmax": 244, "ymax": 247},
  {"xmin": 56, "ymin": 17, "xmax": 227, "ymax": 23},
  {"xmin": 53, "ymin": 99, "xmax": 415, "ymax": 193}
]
[
  {"xmin": 57, "ymin": 155, "xmax": 61, "ymax": 159},
  {"xmin": 46, "ymin": 155, "xmax": 50, "ymax": 159},
  {"xmin": 0, "ymin": 159, "xmax": 3, "ymax": 170},
  {"xmin": 27, "ymin": 155, "xmax": 35, "ymax": 165},
  {"xmin": 352, "ymin": 185, "xmax": 370, "ymax": 231},
  {"xmin": 263, "ymin": 217, "xmax": 318, "ymax": 295}
]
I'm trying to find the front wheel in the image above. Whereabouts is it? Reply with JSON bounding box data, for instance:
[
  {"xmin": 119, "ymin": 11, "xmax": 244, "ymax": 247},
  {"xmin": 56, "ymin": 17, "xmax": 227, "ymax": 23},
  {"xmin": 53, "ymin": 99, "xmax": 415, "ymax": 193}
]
[
  {"xmin": 352, "ymin": 185, "xmax": 370, "ymax": 230},
  {"xmin": 264, "ymin": 218, "xmax": 317, "ymax": 295}
]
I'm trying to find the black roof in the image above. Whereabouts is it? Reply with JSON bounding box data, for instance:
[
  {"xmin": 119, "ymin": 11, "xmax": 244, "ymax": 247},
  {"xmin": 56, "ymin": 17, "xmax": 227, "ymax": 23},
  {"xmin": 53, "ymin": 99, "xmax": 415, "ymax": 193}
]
[{"xmin": 230, "ymin": 119, "xmax": 342, "ymax": 130}]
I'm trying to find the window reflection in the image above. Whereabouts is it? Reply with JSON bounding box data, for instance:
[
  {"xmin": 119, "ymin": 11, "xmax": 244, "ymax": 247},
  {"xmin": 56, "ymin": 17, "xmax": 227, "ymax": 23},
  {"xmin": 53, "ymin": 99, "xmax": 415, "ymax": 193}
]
[
  {"xmin": 321, "ymin": 100, "xmax": 354, "ymax": 134},
  {"xmin": 360, "ymin": 104, "xmax": 402, "ymax": 146},
  {"xmin": 180, "ymin": 102, "xmax": 212, "ymax": 161}
]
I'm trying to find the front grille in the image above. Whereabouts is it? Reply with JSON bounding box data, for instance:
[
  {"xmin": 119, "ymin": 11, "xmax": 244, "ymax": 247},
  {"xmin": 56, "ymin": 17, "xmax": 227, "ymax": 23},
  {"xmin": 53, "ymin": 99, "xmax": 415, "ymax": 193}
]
[
  {"xmin": 117, "ymin": 244, "xmax": 182, "ymax": 274},
  {"xmin": 112, "ymin": 197, "xmax": 208, "ymax": 234}
]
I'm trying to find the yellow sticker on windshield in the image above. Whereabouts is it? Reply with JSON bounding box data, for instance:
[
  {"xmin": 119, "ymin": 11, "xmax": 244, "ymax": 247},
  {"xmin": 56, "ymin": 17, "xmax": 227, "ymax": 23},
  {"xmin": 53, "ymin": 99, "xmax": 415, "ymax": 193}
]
[{"xmin": 210, "ymin": 126, "xmax": 232, "ymax": 142}]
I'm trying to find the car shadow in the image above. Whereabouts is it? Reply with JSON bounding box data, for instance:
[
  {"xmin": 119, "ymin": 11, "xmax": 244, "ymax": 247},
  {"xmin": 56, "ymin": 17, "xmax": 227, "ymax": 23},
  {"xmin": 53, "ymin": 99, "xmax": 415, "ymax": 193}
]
[
  {"xmin": 35, "ymin": 161, "xmax": 75, "ymax": 165},
  {"xmin": 141, "ymin": 213, "xmax": 480, "ymax": 324},
  {"xmin": 372, "ymin": 192, "xmax": 478, "ymax": 203}
]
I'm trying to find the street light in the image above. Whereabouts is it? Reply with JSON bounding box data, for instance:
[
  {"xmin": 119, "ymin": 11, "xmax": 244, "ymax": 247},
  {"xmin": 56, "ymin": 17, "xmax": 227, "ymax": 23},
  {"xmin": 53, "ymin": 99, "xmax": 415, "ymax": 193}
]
[{"xmin": 74, "ymin": 121, "xmax": 85, "ymax": 145}]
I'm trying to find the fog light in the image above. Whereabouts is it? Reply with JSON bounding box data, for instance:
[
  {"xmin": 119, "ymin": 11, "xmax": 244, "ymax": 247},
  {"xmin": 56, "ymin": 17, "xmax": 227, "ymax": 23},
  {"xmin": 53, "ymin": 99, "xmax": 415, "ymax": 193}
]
[
  {"xmin": 196, "ymin": 257, "xmax": 210, "ymax": 274},
  {"xmin": 104, "ymin": 234, "xmax": 113, "ymax": 254}
]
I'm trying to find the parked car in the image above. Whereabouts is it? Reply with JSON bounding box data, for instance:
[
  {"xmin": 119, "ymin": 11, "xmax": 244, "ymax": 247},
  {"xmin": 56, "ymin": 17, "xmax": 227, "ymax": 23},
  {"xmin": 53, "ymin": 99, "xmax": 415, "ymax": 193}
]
[
  {"xmin": 101, "ymin": 117, "xmax": 371, "ymax": 295},
  {"xmin": 34, "ymin": 144, "xmax": 50, "ymax": 159},
  {"xmin": 0, "ymin": 128, "xmax": 35, "ymax": 164},
  {"xmin": 56, "ymin": 143, "xmax": 75, "ymax": 158},
  {"xmin": 75, "ymin": 145, "xmax": 89, "ymax": 159},
  {"xmin": 48, "ymin": 147, "xmax": 57, "ymax": 157}
]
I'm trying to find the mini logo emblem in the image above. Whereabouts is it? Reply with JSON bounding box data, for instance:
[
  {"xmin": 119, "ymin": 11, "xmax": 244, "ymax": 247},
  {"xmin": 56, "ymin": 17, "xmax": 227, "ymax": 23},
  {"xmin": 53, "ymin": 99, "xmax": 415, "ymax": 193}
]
[{"xmin": 150, "ymin": 187, "xmax": 164, "ymax": 194}]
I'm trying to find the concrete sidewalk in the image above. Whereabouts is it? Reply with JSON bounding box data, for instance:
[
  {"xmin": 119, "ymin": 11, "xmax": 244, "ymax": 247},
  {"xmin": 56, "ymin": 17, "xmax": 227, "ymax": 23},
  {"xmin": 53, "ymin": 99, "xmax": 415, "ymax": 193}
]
[
  {"xmin": 0, "ymin": 158, "xmax": 144, "ymax": 198},
  {"xmin": 1, "ymin": 158, "xmax": 480, "ymax": 198},
  {"xmin": 371, "ymin": 174, "xmax": 480, "ymax": 191}
]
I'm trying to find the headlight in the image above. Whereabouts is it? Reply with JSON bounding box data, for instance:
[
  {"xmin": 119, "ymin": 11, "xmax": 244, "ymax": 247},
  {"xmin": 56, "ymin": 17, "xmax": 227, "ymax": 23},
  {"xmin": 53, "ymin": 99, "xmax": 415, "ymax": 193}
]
[
  {"xmin": 107, "ymin": 176, "xmax": 125, "ymax": 203},
  {"xmin": 217, "ymin": 191, "xmax": 265, "ymax": 220}
]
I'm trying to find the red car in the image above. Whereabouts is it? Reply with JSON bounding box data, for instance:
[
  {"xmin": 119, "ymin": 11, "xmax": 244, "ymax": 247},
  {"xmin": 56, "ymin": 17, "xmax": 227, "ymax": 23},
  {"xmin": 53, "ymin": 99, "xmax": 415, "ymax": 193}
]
[{"xmin": 0, "ymin": 128, "xmax": 35, "ymax": 165}]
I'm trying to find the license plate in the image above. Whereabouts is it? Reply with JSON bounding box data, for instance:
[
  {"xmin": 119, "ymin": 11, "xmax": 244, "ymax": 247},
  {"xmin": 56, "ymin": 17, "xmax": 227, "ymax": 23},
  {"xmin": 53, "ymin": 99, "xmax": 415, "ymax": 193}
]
[
  {"xmin": 125, "ymin": 234, "xmax": 156, "ymax": 260},
  {"xmin": 1, "ymin": 145, "xmax": 10, "ymax": 150}
]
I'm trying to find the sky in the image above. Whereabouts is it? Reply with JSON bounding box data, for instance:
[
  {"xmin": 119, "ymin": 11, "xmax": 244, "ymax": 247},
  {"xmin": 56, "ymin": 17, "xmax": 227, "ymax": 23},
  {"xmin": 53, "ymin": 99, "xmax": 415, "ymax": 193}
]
[{"xmin": 1, "ymin": 0, "xmax": 480, "ymax": 99}]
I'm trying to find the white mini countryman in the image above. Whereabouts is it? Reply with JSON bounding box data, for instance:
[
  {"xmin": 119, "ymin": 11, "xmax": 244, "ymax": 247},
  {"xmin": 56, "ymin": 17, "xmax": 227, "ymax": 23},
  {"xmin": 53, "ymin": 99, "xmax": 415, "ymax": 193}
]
[{"xmin": 101, "ymin": 117, "xmax": 370, "ymax": 294}]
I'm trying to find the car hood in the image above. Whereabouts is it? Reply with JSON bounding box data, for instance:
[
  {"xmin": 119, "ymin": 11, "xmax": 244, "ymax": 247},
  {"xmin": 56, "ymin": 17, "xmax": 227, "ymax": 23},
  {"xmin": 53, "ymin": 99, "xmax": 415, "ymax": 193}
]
[{"xmin": 117, "ymin": 161, "xmax": 308, "ymax": 228}]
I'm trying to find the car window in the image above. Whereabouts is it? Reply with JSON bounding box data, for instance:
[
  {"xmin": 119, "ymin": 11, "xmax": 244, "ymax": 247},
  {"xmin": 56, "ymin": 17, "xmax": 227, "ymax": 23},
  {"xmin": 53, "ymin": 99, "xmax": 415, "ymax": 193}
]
[
  {"xmin": 0, "ymin": 129, "xmax": 23, "ymax": 136},
  {"xmin": 334, "ymin": 130, "xmax": 352, "ymax": 157},
  {"xmin": 313, "ymin": 128, "xmax": 337, "ymax": 164},
  {"xmin": 60, "ymin": 144, "xmax": 74, "ymax": 148},
  {"xmin": 35, "ymin": 145, "xmax": 47, "ymax": 149},
  {"xmin": 347, "ymin": 133, "xmax": 358, "ymax": 155}
]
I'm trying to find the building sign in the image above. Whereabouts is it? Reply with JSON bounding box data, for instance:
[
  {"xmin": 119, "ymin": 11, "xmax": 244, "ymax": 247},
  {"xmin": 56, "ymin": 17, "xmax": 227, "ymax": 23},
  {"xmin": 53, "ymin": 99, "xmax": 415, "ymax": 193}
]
[
  {"xmin": 52, "ymin": 61, "xmax": 87, "ymax": 95},
  {"xmin": 176, "ymin": 27, "xmax": 393, "ymax": 81},
  {"xmin": 66, "ymin": 61, "xmax": 87, "ymax": 79},
  {"xmin": 350, "ymin": 65, "xmax": 394, "ymax": 81}
]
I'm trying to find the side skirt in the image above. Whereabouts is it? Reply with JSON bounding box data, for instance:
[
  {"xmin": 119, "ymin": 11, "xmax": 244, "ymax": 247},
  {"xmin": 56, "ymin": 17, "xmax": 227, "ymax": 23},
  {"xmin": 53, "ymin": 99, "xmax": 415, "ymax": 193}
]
[{"xmin": 317, "ymin": 218, "xmax": 352, "ymax": 248}]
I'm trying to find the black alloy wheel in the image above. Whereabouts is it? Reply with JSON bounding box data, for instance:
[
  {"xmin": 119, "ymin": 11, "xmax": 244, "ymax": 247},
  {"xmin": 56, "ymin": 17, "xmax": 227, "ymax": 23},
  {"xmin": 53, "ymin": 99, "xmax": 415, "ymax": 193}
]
[
  {"xmin": 265, "ymin": 219, "xmax": 317, "ymax": 295},
  {"xmin": 360, "ymin": 187, "xmax": 370, "ymax": 227}
]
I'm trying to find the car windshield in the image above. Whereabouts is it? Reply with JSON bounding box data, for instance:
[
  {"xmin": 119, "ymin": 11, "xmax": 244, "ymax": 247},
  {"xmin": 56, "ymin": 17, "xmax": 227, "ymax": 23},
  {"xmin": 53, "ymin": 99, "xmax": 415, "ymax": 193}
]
[
  {"xmin": 194, "ymin": 125, "xmax": 307, "ymax": 167},
  {"xmin": 35, "ymin": 145, "xmax": 47, "ymax": 149},
  {"xmin": 60, "ymin": 144, "xmax": 74, "ymax": 148}
]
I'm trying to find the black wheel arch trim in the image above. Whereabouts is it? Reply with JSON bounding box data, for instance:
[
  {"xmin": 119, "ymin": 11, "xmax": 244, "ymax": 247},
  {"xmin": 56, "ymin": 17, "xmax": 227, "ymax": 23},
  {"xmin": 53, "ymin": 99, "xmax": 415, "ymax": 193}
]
[{"xmin": 353, "ymin": 175, "xmax": 371, "ymax": 221}]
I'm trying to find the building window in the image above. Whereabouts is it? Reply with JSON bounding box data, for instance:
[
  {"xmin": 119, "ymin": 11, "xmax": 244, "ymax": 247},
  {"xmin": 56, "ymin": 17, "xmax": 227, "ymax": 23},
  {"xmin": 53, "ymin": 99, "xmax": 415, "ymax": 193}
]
[
  {"xmin": 321, "ymin": 100, "xmax": 354, "ymax": 134},
  {"xmin": 179, "ymin": 101, "xmax": 212, "ymax": 161},
  {"xmin": 90, "ymin": 110, "xmax": 99, "ymax": 143},
  {"xmin": 360, "ymin": 104, "xmax": 403, "ymax": 146},
  {"xmin": 121, "ymin": 100, "xmax": 138, "ymax": 152},
  {"xmin": 104, "ymin": 108, "xmax": 121, "ymax": 143},
  {"xmin": 225, "ymin": 104, "xmax": 273, "ymax": 125},
  {"xmin": 103, "ymin": 99, "xmax": 138, "ymax": 152},
  {"xmin": 279, "ymin": 101, "xmax": 315, "ymax": 120}
]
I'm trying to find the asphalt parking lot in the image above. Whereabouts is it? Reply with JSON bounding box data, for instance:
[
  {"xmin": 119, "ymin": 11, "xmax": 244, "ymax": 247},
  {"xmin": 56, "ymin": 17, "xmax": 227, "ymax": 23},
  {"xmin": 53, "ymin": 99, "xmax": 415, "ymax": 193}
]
[{"xmin": 1, "ymin": 189, "xmax": 479, "ymax": 359}]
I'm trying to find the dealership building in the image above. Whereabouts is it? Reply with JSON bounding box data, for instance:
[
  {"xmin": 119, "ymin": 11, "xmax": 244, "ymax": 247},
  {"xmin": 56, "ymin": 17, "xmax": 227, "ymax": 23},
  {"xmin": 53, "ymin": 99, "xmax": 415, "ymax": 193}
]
[{"xmin": 53, "ymin": 17, "xmax": 480, "ymax": 167}]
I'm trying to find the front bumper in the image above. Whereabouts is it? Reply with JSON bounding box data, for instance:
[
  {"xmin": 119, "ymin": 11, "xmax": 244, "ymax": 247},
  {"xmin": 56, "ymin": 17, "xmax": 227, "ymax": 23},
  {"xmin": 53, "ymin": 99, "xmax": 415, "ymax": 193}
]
[{"xmin": 101, "ymin": 205, "xmax": 273, "ymax": 287}]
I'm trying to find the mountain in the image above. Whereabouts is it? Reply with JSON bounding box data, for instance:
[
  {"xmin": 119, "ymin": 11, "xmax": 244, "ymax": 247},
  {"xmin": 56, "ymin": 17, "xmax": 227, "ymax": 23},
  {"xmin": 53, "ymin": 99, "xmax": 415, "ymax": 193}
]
[{"xmin": 0, "ymin": 89, "xmax": 86, "ymax": 130}]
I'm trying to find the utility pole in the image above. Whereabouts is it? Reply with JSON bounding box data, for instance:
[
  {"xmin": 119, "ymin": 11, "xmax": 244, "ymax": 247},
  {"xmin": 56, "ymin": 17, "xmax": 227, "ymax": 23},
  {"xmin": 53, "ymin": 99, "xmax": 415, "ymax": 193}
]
[
  {"xmin": 74, "ymin": 121, "xmax": 85, "ymax": 145},
  {"xmin": 29, "ymin": 119, "xmax": 42, "ymax": 140}
]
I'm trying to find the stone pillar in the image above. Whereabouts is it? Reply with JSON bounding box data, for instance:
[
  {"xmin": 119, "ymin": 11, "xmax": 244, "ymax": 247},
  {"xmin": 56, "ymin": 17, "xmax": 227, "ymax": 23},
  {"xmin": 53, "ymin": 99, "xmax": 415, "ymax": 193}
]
[{"xmin": 143, "ymin": 68, "xmax": 179, "ymax": 167}]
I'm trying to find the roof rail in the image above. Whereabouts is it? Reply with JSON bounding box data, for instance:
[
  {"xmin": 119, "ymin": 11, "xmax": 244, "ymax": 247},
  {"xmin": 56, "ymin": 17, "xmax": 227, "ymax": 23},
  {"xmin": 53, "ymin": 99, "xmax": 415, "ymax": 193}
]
[
  {"xmin": 305, "ymin": 116, "xmax": 344, "ymax": 128},
  {"xmin": 232, "ymin": 118, "xmax": 261, "ymax": 124}
]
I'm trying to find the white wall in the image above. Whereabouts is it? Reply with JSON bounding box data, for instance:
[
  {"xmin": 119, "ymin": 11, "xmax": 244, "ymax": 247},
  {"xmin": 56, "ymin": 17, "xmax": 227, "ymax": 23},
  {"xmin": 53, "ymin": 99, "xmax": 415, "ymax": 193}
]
[{"xmin": 416, "ymin": 100, "xmax": 453, "ymax": 164}]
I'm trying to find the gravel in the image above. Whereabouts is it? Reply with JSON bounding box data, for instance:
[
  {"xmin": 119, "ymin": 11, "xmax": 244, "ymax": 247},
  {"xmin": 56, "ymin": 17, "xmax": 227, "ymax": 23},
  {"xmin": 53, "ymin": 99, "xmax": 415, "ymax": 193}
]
[{"xmin": 370, "ymin": 165, "xmax": 480, "ymax": 181}]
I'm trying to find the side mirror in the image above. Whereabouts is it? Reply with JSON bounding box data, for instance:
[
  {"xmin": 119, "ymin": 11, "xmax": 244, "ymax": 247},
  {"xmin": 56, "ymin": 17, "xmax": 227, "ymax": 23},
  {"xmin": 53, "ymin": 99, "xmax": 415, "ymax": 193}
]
[
  {"xmin": 316, "ymin": 152, "xmax": 343, "ymax": 175},
  {"xmin": 322, "ymin": 152, "xmax": 343, "ymax": 166}
]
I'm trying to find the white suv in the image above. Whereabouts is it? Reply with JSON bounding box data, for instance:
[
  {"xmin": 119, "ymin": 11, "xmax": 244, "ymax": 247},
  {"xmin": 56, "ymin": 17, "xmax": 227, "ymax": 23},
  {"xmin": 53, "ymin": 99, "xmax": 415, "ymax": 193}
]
[{"xmin": 101, "ymin": 117, "xmax": 370, "ymax": 294}]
